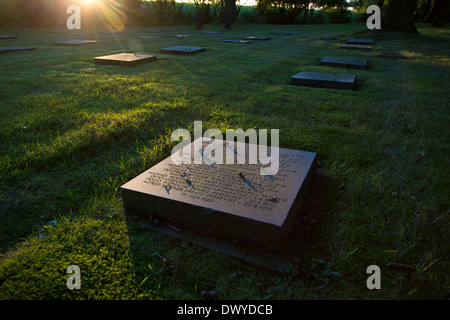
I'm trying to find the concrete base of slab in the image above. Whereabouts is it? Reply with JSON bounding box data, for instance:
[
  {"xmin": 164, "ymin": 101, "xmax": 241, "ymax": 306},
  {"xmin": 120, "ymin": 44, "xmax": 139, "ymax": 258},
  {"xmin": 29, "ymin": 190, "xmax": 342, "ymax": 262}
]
[
  {"xmin": 320, "ymin": 56, "xmax": 368, "ymax": 69},
  {"xmin": 126, "ymin": 172, "xmax": 322, "ymax": 273},
  {"xmin": 290, "ymin": 71, "xmax": 357, "ymax": 90},
  {"xmin": 0, "ymin": 46, "xmax": 36, "ymax": 54},
  {"xmin": 94, "ymin": 53, "xmax": 157, "ymax": 66}
]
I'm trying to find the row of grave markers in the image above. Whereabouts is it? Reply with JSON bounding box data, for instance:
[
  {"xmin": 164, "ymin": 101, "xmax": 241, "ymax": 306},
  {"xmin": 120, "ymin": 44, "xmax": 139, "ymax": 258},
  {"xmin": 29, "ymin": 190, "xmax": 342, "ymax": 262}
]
[{"xmin": 1, "ymin": 32, "xmax": 373, "ymax": 90}]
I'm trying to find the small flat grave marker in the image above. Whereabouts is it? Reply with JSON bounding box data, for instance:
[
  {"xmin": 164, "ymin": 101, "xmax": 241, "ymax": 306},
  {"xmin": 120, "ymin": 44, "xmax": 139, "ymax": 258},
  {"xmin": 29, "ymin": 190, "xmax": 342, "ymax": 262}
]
[
  {"xmin": 221, "ymin": 39, "xmax": 251, "ymax": 44},
  {"xmin": 345, "ymin": 38, "xmax": 374, "ymax": 45},
  {"xmin": 55, "ymin": 40, "xmax": 97, "ymax": 46},
  {"xmin": 121, "ymin": 138, "xmax": 317, "ymax": 271},
  {"xmin": 320, "ymin": 56, "xmax": 368, "ymax": 69},
  {"xmin": 290, "ymin": 71, "xmax": 356, "ymax": 90},
  {"xmin": 0, "ymin": 35, "xmax": 17, "ymax": 40},
  {"xmin": 204, "ymin": 31, "xmax": 222, "ymax": 34},
  {"xmin": 94, "ymin": 53, "xmax": 157, "ymax": 67},
  {"xmin": 282, "ymin": 31, "xmax": 300, "ymax": 35},
  {"xmin": 137, "ymin": 36, "xmax": 162, "ymax": 40},
  {"xmin": 163, "ymin": 34, "xmax": 189, "ymax": 38},
  {"xmin": 340, "ymin": 44, "xmax": 373, "ymax": 50},
  {"xmin": 160, "ymin": 46, "xmax": 205, "ymax": 55},
  {"xmin": 0, "ymin": 46, "xmax": 36, "ymax": 54},
  {"xmin": 101, "ymin": 31, "xmax": 126, "ymax": 35},
  {"xmin": 244, "ymin": 36, "xmax": 270, "ymax": 41},
  {"xmin": 147, "ymin": 29, "xmax": 162, "ymax": 33}
]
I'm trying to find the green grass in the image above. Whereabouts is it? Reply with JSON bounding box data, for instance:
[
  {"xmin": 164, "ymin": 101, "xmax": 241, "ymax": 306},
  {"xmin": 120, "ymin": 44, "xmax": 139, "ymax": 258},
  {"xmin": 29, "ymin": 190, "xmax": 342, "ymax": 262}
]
[{"xmin": 0, "ymin": 22, "xmax": 448, "ymax": 300}]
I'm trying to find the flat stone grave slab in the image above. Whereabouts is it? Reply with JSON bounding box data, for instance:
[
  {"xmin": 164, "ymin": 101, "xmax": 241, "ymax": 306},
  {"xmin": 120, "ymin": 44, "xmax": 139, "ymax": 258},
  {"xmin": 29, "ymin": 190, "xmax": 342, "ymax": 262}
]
[
  {"xmin": 0, "ymin": 35, "xmax": 17, "ymax": 40},
  {"xmin": 282, "ymin": 31, "xmax": 300, "ymax": 35},
  {"xmin": 101, "ymin": 31, "xmax": 126, "ymax": 34},
  {"xmin": 340, "ymin": 44, "xmax": 373, "ymax": 50},
  {"xmin": 221, "ymin": 40, "xmax": 251, "ymax": 44},
  {"xmin": 320, "ymin": 56, "xmax": 368, "ymax": 69},
  {"xmin": 55, "ymin": 40, "xmax": 97, "ymax": 46},
  {"xmin": 147, "ymin": 29, "xmax": 162, "ymax": 33},
  {"xmin": 345, "ymin": 38, "xmax": 374, "ymax": 45},
  {"xmin": 160, "ymin": 46, "xmax": 205, "ymax": 55},
  {"xmin": 244, "ymin": 36, "xmax": 270, "ymax": 41},
  {"xmin": 163, "ymin": 34, "xmax": 189, "ymax": 38},
  {"xmin": 137, "ymin": 36, "xmax": 162, "ymax": 40},
  {"xmin": 121, "ymin": 138, "xmax": 317, "ymax": 271},
  {"xmin": 94, "ymin": 53, "xmax": 157, "ymax": 66},
  {"xmin": 0, "ymin": 46, "xmax": 37, "ymax": 54},
  {"xmin": 204, "ymin": 31, "xmax": 222, "ymax": 34},
  {"xmin": 290, "ymin": 71, "xmax": 357, "ymax": 90}
]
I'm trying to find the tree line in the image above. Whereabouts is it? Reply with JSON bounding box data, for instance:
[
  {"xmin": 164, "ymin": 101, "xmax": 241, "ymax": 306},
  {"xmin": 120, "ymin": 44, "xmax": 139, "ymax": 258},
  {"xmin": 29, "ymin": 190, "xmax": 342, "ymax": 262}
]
[{"xmin": 0, "ymin": 0, "xmax": 448, "ymax": 32}]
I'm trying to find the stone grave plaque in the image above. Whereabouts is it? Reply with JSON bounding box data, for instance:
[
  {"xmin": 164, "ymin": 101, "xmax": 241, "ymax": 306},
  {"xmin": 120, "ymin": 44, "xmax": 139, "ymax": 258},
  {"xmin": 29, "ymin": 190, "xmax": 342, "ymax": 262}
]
[
  {"xmin": 320, "ymin": 56, "xmax": 368, "ymax": 69},
  {"xmin": 0, "ymin": 46, "xmax": 36, "ymax": 54},
  {"xmin": 55, "ymin": 40, "xmax": 97, "ymax": 46},
  {"xmin": 290, "ymin": 71, "xmax": 356, "ymax": 90},
  {"xmin": 221, "ymin": 40, "xmax": 251, "ymax": 44},
  {"xmin": 147, "ymin": 29, "xmax": 162, "ymax": 33},
  {"xmin": 345, "ymin": 38, "xmax": 374, "ymax": 45},
  {"xmin": 121, "ymin": 138, "xmax": 317, "ymax": 256},
  {"xmin": 0, "ymin": 35, "xmax": 17, "ymax": 40},
  {"xmin": 101, "ymin": 31, "xmax": 126, "ymax": 34},
  {"xmin": 340, "ymin": 44, "xmax": 373, "ymax": 50},
  {"xmin": 94, "ymin": 53, "xmax": 157, "ymax": 66},
  {"xmin": 244, "ymin": 36, "xmax": 271, "ymax": 41},
  {"xmin": 163, "ymin": 34, "xmax": 189, "ymax": 38},
  {"xmin": 282, "ymin": 32, "xmax": 300, "ymax": 35},
  {"xmin": 137, "ymin": 36, "xmax": 162, "ymax": 40},
  {"xmin": 204, "ymin": 31, "xmax": 222, "ymax": 34},
  {"xmin": 160, "ymin": 46, "xmax": 205, "ymax": 55}
]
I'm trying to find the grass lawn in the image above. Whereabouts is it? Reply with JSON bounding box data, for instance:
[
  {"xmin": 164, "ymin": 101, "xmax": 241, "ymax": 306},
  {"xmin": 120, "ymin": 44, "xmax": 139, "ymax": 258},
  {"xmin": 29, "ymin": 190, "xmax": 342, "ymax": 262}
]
[{"xmin": 0, "ymin": 22, "xmax": 448, "ymax": 300}]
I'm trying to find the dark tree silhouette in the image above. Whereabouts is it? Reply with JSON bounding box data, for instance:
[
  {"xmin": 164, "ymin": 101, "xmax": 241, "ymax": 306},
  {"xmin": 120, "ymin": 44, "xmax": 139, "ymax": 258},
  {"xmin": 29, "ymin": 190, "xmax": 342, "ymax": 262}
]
[{"xmin": 382, "ymin": 0, "xmax": 419, "ymax": 33}]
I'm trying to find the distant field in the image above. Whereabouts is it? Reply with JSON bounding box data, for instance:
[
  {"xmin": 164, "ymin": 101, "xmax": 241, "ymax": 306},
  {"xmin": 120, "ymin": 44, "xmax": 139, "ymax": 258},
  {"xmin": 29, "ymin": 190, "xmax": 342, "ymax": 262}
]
[{"xmin": 0, "ymin": 22, "xmax": 448, "ymax": 300}]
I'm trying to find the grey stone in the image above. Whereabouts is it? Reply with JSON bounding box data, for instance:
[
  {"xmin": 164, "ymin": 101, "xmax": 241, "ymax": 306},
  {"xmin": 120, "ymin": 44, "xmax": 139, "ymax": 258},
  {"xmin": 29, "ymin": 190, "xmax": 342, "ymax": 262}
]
[
  {"xmin": 320, "ymin": 56, "xmax": 368, "ymax": 69},
  {"xmin": 137, "ymin": 36, "xmax": 162, "ymax": 40},
  {"xmin": 204, "ymin": 31, "xmax": 222, "ymax": 34},
  {"xmin": 345, "ymin": 38, "xmax": 374, "ymax": 45},
  {"xmin": 0, "ymin": 46, "xmax": 36, "ymax": 54},
  {"xmin": 101, "ymin": 31, "xmax": 126, "ymax": 34},
  {"xmin": 290, "ymin": 71, "xmax": 357, "ymax": 90},
  {"xmin": 55, "ymin": 40, "xmax": 97, "ymax": 46},
  {"xmin": 221, "ymin": 40, "xmax": 251, "ymax": 44},
  {"xmin": 282, "ymin": 32, "xmax": 300, "ymax": 35},
  {"xmin": 160, "ymin": 46, "xmax": 205, "ymax": 55},
  {"xmin": 340, "ymin": 44, "xmax": 373, "ymax": 50},
  {"xmin": 94, "ymin": 53, "xmax": 157, "ymax": 66},
  {"xmin": 121, "ymin": 138, "xmax": 317, "ymax": 252},
  {"xmin": 163, "ymin": 34, "xmax": 189, "ymax": 38},
  {"xmin": 0, "ymin": 35, "xmax": 17, "ymax": 40},
  {"xmin": 244, "ymin": 36, "xmax": 270, "ymax": 41}
]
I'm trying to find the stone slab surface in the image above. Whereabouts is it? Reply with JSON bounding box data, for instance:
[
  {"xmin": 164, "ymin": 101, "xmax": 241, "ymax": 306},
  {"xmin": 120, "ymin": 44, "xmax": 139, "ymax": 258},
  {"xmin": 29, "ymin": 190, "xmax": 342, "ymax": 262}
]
[
  {"xmin": 320, "ymin": 56, "xmax": 368, "ymax": 69},
  {"xmin": 121, "ymin": 138, "xmax": 317, "ymax": 251},
  {"xmin": 55, "ymin": 40, "xmax": 97, "ymax": 46},
  {"xmin": 340, "ymin": 44, "xmax": 373, "ymax": 50},
  {"xmin": 244, "ymin": 36, "xmax": 271, "ymax": 41},
  {"xmin": 0, "ymin": 35, "xmax": 17, "ymax": 40},
  {"xmin": 221, "ymin": 40, "xmax": 251, "ymax": 44},
  {"xmin": 204, "ymin": 31, "xmax": 222, "ymax": 34},
  {"xmin": 94, "ymin": 53, "xmax": 157, "ymax": 66},
  {"xmin": 290, "ymin": 71, "xmax": 357, "ymax": 90},
  {"xmin": 137, "ymin": 36, "xmax": 162, "ymax": 39},
  {"xmin": 0, "ymin": 46, "xmax": 36, "ymax": 54},
  {"xmin": 160, "ymin": 46, "xmax": 206, "ymax": 55},
  {"xmin": 282, "ymin": 32, "xmax": 300, "ymax": 35},
  {"xmin": 345, "ymin": 38, "xmax": 374, "ymax": 44},
  {"xmin": 163, "ymin": 34, "xmax": 189, "ymax": 38}
]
